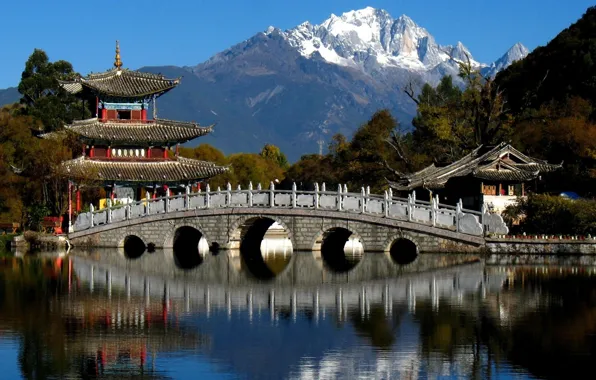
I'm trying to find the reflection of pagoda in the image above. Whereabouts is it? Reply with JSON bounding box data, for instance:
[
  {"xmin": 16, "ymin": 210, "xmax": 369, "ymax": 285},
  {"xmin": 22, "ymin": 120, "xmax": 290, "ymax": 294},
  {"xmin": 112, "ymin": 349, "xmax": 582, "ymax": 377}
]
[{"xmin": 49, "ymin": 41, "xmax": 227, "ymax": 225}]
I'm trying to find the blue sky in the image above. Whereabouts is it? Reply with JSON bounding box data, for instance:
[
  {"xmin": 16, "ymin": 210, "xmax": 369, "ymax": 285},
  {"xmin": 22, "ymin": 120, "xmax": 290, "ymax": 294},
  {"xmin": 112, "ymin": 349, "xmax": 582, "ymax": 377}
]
[{"xmin": 1, "ymin": 0, "xmax": 593, "ymax": 88}]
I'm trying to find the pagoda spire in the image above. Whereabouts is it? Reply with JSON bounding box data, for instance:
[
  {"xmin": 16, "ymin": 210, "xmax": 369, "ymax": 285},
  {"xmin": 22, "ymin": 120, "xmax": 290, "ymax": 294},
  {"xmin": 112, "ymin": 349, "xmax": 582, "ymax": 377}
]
[{"xmin": 114, "ymin": 40, "xmax": 122, "ymax": 70}]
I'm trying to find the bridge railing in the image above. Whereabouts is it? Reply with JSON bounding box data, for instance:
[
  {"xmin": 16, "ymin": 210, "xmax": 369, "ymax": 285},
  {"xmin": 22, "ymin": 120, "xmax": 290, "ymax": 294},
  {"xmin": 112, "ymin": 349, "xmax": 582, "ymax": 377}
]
[{"xmin": 73, "ymin": 182, "xmax": 505, "ymax": 237}]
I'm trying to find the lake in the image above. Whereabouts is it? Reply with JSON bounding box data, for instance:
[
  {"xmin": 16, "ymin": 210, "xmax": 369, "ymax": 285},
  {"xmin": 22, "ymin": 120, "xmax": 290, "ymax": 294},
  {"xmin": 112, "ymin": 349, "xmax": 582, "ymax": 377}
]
[{"xmin": 0, "ymin": 246, "xmax": 594, "ymax": 379}]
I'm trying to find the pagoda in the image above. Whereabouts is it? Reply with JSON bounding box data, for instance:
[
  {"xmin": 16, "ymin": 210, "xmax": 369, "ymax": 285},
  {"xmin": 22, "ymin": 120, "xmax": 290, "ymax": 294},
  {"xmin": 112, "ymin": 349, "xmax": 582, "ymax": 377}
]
[{"xmin": 47, "ymin": 42, "xmax": 228, "ymax": 225}]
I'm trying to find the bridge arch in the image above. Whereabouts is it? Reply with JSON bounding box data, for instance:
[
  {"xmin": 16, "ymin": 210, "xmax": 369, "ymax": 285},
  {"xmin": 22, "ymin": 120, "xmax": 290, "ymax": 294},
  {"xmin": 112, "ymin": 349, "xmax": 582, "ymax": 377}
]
[
  {"xmin": 228, "ymin": 215, "xmax": 294, "ymax": 250},
  {"xmin": 383, "ymin": 233, "xmax": 420, "ymax": 265},
  {"xmin": 311, "ymin": 224, "xmax": 365, "ymax": 273},
  {"xmin": 122, "ymin": 235, "xmax": 146, "ymax": 259},
  {"xmin": 229, "ymin": 216, "xmax": 294, "ymax": 280},
  {"xmin": 162, "ymin": 221, "xmax": 211, "ymax": 250},
  {"xmin": 170, "ymin": 225, "xmax": 209, "ymax": 269}
]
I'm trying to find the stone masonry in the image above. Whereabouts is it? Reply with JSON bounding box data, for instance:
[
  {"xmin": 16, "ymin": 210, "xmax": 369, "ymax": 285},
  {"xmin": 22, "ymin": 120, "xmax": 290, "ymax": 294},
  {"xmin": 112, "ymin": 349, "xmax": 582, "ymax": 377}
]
[{"xmin": 69, "ymin": 208, "xmax": 485, "ymax": 253}]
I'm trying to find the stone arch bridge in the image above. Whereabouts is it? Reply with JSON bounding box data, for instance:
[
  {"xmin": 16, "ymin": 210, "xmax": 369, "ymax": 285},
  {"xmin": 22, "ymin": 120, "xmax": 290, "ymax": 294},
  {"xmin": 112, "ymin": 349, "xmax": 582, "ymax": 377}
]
[{"xmin": 69, "ymin": 183, "xmax": 507, "ymax": 252}]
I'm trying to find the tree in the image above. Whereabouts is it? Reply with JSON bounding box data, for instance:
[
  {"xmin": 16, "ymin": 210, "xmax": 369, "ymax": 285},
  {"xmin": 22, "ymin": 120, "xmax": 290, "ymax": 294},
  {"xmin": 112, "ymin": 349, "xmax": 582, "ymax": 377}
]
[
  {"xmin": 405, "ymin": 60, "xmax": 512, "ymax": 164},
  {"xmin": 18, "ymin": 49, "xmax": 89, "ymax": 132},
  {"xmin": 260, "ymin": 144, "xmax": 289, "ymax": 170},
  {"xmin": 228, "ymin": 153, "xmax": 285, "ymax": 188},
  {"xmin": 284, "ymin": 154, "xmax": 339, "ymax": 189}
]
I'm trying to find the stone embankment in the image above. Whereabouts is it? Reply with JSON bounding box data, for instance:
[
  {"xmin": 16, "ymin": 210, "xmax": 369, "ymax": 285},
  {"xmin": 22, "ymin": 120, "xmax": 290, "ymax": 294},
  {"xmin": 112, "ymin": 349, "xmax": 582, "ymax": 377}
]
[{"xmin": 486, "ymin": 236, "xmax": 596, "ymax": 255}]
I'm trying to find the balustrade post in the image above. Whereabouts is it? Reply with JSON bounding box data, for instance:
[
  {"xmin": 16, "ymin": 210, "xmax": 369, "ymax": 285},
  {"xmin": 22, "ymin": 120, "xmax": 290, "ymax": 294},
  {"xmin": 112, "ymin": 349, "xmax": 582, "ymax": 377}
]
[
  {"xmin": 321, "ymin": 182, "xmax": 326, "ymax": 192},
  {"xmin": 291, "ymin": 183, "xmax": 297, "ymax": 208},
  {"xmin": 361, "ymin": 187, "xmax": 366, "ymax": 213},
  {"xmin": 388, "ymin": 188, "xmax": 393, "ymax": 199},
  {"xmin": 145, "ymin": 192, "xmax": 150, "ymax": 215},
  {"xmin": 185, "ymin": 185, "xmax": 190, "ymax": 210},
  {"xmin": 456, "ymin": 199, "xmax": 462, "ymax": 232},
  {"xmin": 314, "ymin": 183, "xmax": 320, "ymax": 209},
  {"xmin": 270, "ymin": 182, "xmax": 275, "ymax": 207},
  {"xmin": 412, "ymin": 190, "xmax": 416, "ymax": 203},
  {"xmin": 226, "ymin": 183, "xmax": 232, "ymax": 206},
  {"xmin": 343, "ymin": 184, "xmax": 348, "ymax": 194},
  {"xmin": 337, "ymin": 184, "xmax": 343, "ymax": 211},
  {"xmin": 384, "ymin": 191, "xmax": 390, "ymax": 217},
  {"xmin": 107, "ymin": 199, "xmax": 112, "ymax": 224},
  {"xmin": 257, "ymin": 183, "xmax": 262, "ymax": 191},
  {"xmin": 480, "ymin": 202, "xmax": 486, "ymax": 232},
  {"xmin": 206, "ymin": 184, "xmax": 211, "ymax": 208},
  {"xmin": 407, "ymin": 194, "xmax": 413, "ymax": 222},
  {"xmin": 126, "ymin": 203, "xmax": 131, "ymax": 220},
  {"xmin": 248, "ymin": 182, "xmax": 253, "ymax": 207},
  {"xmin": 431, "ymin": 197, "xmax": 437, "ymax": 227},
  {"xmin": 165, "ymin": 187, "xmax": 171, "ymax": 213},
  {"xmin": 89, "ymin": 204, "xmax": 94, "ymax": 227}
]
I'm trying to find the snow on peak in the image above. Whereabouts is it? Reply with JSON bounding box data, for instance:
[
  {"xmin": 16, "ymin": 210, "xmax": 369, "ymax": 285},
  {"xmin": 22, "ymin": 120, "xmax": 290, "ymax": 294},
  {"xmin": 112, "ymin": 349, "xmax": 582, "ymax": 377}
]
[
  {"xmin": 481, "ymin": 42, "xmax": 530, "ymax": 77},
  {"xmin": 275, "ymin": 7, "xmax": 528, "ymax": 76},
  {"xmin": 282, "ymin": 7, "xmax": 461, "ymax": 71}
]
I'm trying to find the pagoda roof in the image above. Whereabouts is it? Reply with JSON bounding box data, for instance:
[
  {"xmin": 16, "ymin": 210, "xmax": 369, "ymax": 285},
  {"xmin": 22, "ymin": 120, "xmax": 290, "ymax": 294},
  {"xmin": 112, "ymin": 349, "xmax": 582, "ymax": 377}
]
[
  {"xmin": 59, "ymin": 69, "xmax": 180, "ymax": 99},
  {"xmin": 59, "ymin": 156, "xmax": 228, "ymax": 184},
  {"xmin": 41, "ymin": 118, "xmax": 213, "ymax": 145},
  {"xmin": 388, "ymin": 142, "xmax": 562, "ymax": 191}
]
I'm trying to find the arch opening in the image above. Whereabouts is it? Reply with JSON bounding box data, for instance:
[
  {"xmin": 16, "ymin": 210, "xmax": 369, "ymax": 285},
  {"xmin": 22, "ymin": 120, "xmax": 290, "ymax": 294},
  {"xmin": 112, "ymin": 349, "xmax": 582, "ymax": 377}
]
[
  {"xmin": 238, "ymin": 217, "xmax": 293, "ymax": 280},
  {"xmin": 320, "ymin": 227, "xmax": 363, "ymax": 273},
  {"xmin": 389, "ymin": 238, "xmax": 418, "ymax": 265},
  {"xmin": 123, "ymin": 235, "xmax": 145, "ymax": 259},
  {"xmin": 173, "ymin": 226, "xmax": 208, "ymax": 269}
]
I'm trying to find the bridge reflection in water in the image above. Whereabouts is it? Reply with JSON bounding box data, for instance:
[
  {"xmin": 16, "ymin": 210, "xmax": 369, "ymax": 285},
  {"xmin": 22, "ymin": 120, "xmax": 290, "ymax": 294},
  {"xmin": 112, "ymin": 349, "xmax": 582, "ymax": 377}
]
[
  {"xmin": 6, "ymin": 253, "xmax": 596, "ymax": 379},
  {"xmin": 70, "ymin": 248, "xmax": 493, "ymax": 320}
]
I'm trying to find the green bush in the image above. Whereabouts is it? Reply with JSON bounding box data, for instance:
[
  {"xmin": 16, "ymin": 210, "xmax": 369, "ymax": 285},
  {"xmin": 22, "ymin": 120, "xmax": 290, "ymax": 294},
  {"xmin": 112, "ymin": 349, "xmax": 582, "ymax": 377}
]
[{"xmin": 504, "ymin": 194, "xmax": 596, "ymax": 235}]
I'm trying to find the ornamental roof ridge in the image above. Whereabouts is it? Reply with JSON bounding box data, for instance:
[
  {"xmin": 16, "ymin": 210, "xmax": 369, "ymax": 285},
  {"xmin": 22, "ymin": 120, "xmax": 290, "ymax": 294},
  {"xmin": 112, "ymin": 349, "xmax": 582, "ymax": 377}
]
[
  {"xmin": 63, "ymin": 118, "xmax": 213, "ymax": 145},
  {"xmin": 81, "ymin": 68, "xmax": 180, "ymax": 83},
  {"xmin": 389, "ymin": 142, "xmax": 562, "ymax": 191},
  {"xmin": 59, "ymin": 155, "xmax": 228, "ymax": 183}
]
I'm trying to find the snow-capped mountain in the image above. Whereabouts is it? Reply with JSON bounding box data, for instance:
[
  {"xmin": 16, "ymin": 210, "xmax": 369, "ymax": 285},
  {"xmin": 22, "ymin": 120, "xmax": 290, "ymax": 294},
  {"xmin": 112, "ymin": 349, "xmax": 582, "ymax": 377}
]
[
  {"xmin": 0, "ymin": 7, "xmax": 530, "ymax": 160},
  {"xmin": 481, "ymin": 42, "xmax": 530, "ymax": 78},
  {"xmin": 268, "ymin": 6, "xmax": 523, "ymax": 83}
]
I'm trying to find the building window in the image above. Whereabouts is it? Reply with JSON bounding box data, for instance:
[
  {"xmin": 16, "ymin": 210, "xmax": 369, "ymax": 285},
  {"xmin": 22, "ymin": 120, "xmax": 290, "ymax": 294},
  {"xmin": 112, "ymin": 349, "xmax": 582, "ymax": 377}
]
[
  {"xmin": 117, "ymin": 149, "xmax": 122, "ymax": 157},
  {"xmin": 117, "ymin": 110, "xmax": 131, "ymax": 120},
  {"xmin": 508, "ymin": 185, "xmax": 515, "ymax": 196},
  {"xmin": 111, "ymin": 148, "xmax": 116, "ymax": 157},
  {"xmin": 141, "ymin": 149, "xmax": 145, "ymax": 157}
]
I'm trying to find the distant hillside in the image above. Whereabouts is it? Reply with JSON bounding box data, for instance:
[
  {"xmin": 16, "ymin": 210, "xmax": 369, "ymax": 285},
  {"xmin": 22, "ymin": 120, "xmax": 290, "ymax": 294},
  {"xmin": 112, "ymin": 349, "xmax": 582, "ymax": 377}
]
[
  {"xmin": 0, "ymin": 87, "xmax": 19, "ymax": 107},
  {"xmin": 496, "ymin": 6, "xmax": 596, "ymax": 113},
  {"xmin": 1, "ymin": 7, "xmax": 527, "ymax": 161}
]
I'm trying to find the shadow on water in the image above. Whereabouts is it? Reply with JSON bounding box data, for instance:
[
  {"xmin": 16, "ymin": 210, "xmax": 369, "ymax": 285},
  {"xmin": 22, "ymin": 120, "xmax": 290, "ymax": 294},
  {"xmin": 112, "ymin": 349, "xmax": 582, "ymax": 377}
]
[{"xmin": 4, "ymin": 255, "xmax": 596, "ymax": 379}]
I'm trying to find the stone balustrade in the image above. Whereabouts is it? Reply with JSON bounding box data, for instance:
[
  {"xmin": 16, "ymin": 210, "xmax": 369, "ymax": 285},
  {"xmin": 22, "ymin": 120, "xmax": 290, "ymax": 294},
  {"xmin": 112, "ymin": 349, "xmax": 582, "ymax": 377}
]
[{"xmin": 73, "ymin": 182, "xmax": 508, "ymax": 237}]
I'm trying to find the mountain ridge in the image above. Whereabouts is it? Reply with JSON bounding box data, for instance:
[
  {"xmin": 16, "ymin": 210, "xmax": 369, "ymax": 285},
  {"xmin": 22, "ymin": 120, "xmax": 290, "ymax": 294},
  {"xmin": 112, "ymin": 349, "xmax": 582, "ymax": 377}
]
[{"xmin": 0, "ymin": 7, "xmax": 529, "ymax": 161}]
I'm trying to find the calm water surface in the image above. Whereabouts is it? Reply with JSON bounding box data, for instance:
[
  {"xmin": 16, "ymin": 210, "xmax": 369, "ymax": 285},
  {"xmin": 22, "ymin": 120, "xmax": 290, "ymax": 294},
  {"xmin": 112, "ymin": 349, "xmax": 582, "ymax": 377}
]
[{"xmin": 1, "ymin": 249, "xmax": 595, "ymax": 379}]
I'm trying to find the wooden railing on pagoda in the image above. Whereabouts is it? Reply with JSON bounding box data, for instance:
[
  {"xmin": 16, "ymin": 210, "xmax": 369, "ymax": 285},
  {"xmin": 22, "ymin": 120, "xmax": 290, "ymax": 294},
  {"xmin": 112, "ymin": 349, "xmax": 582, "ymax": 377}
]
[{"xmin": 73, "ymin": 183, "xmax": 508, "ymax": 237}]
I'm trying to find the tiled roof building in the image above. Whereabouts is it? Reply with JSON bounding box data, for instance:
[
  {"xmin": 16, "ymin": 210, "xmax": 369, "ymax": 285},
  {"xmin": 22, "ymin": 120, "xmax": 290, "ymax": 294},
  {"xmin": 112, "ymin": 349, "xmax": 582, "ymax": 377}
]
[
  {"xmin": 53, "ymin": 42, "xmax": 227, "ymax": 222},
  {"xmin": 389, "ymin": 143, "xmax": 562, "ymax": 213}
]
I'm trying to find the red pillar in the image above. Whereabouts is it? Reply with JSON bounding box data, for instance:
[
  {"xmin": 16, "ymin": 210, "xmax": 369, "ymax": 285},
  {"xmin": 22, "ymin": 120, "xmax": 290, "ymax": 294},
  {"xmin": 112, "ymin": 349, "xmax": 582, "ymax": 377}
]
[
  {"xmin": 147, "ymin": 148, "xmax": 152, "ymax": 159},
  {"xmin": 76, "ymin": 188, "xmax": 81, "ymax": 212},
  {"xmin": 90, "ymin": 146, "xmax": 95, "ymax": 158},
  {"xmin": 101, "ymin": 108, "xmax": 107, "ymax": 120},
  {"xmin": 163, "ymin": 147, "xmax": 168, "ymax": 159},
  {"xmin": 95, "ymin": 97, "xmax": 99, "ymax": 117},
  {"xmin": 107, "ymin": 147, "xmax": 111, "ymax": 159},
  {"xmin": 141, "ymin": 109, "xmax": 147, "ymax": 121},
  {"xmin": 68, "ymin": 181, "xmax": 72, "ymax": 232}
]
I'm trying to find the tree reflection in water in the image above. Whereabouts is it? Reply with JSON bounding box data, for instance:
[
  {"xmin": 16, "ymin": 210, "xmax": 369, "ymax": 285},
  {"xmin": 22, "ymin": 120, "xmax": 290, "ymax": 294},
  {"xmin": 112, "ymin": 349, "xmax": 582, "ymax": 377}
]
[
  {"xmin": 0, "ymin": 257, "xmax": 203, "ymax": 379},
  {"xmin": 3, "ymin": 257, "xmax": 596, "ymax": 379}
]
